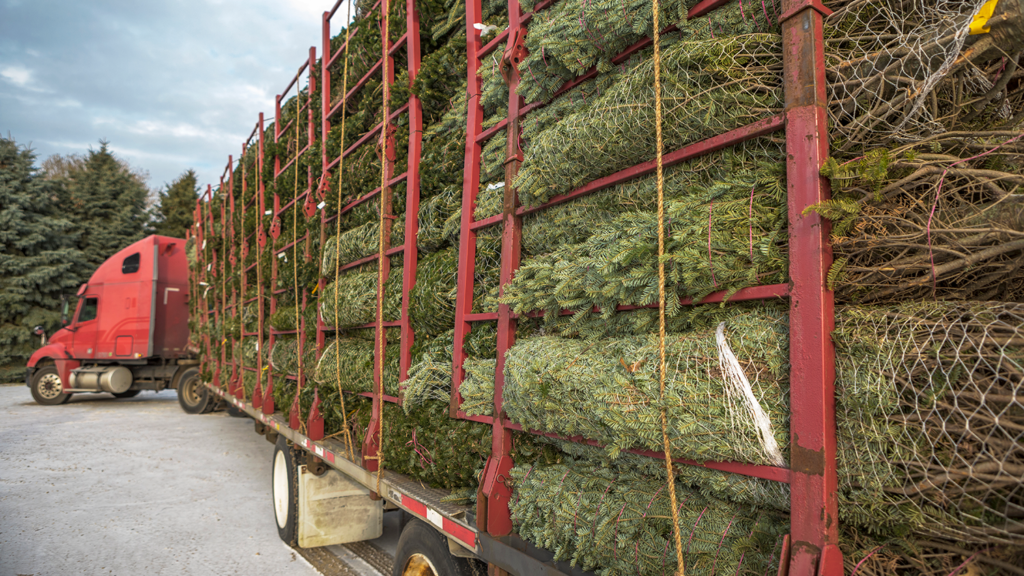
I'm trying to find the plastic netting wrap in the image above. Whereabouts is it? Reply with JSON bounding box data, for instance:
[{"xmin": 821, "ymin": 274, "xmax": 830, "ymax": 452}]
[
  {"xmin": 459, "ymin": 358, "xmax": 497, "ymax": 416},
  {"xmin": 269, "ymin": 336, "xmax": 317, "ymax": 376},
  {"xmin": 402, "ymin": 324, "xmax": 498, "ymax": 412},
  {"xmin": 516, "ymin": 0, "xmax": 778, "ymax": 103},
  {"xmin": 514, "ymin": 34, "xmax": 783, "ymax": 207},
  {"xmin": 834, "ymin": 301, "xmax": 1024, "ymax": 543},
  {"xmin": 504, "ymin": 305, "xmax": 791, "ymax": 466},
  {"xmin": 321, "ymin": 219, "xmax": 406, "ymax": 277},
  {"xmin": 501, "ymin": 300, "xmax": 1024, "ymax": 543},
  {"xmin": 504, "ymin": 140, "xmax": 787, "ymax": 314},
  {"xmin": 511, "ymin": 456, "xmax": 788, "ymax": 576},
  {"xmin": 315, "ymin": 330, "xmax": 400, "ymax": 397},
  {"xmin": 824, "ymin": 0, "xmax": 1024, "ymax": 152},
  {"xmin": 320, "ymin": 264, "xmax": 403, "ymax": 328}
]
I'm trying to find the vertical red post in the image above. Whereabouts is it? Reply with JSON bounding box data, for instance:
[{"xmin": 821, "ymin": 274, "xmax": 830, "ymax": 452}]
[
  {"xmin": 780, "ymin": 1, "xmax": 841, "ymax": 574},
  {"xmin": 362, "ymin": 0, "xmax": 397, "ymax": 473},
  {"xmin": 478, "ymin": 0, "xmax": 526, "ymax": 538},
  {"xmin": 399, "ymin": 0, "xmax": 423, "ymax": 386},
  {"xmin": 449, "ymin": 0, "xmax": 484, "ymax": 422}
]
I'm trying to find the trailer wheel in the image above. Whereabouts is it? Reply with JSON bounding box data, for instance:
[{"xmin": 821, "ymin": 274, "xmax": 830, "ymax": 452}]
[
  {"xmin": 112, "ymin": 390, "xmax": 141, "ymax": 399},
  {"xmin": 176, "ymin": 368, "xmax": 210, "ymax": 414},
  {"xmin": 392, "ymin": 519, "xmax": 482, "ymax": 576},
  {"xmin": 272, "ymin": 435, "xmax": 297, "ymax": 546},
  {"xmin": 30, "ymin": 365, "xmax": 71, "ymax": 406}
]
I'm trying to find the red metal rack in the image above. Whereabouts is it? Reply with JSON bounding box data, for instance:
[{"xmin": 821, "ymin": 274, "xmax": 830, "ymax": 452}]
[
  {"xmin": 314, "ymin": 0, "xmax": 424, "ymax": 475},
  {"xmin": 266, "ymin": 48, "xmax": 318, "ymax": 428},
  {"xmin": 194, "ymin": 0, "xmax": 840, "ymax": 572},
  {"xmin": 445, "ymin": 0, "xmax": 841, "ymax": 572}
]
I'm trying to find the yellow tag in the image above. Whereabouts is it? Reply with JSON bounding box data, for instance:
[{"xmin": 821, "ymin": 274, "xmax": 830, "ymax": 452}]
[
  {"xmin": 222, "ymin": 338, "xmax": 227, "ymax": 345},
  {"xmin": 970, "ymin": 0, "xmax": 999, "ymax": 34},
  {"xmin": 312, "ymin": 283, "xmax": 319, "ymax": 294},
  {"xmin": 262, "ymin": 366, "xmax": 268, "ymax": 372}
]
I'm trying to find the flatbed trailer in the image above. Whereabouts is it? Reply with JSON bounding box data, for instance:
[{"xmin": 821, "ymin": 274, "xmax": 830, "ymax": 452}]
[{"xmin": 189, "ymin": 0, "xmax": 869, "ymax": 574}]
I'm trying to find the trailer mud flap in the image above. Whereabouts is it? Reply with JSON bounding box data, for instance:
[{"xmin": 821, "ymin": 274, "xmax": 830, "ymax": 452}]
[{"xmin": 297, "ymin": 465, "xmax": 383, "ymax": 548}]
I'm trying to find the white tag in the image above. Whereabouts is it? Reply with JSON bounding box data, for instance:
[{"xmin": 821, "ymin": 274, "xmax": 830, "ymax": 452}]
[
  {"xmin": 278, "ymin": 253, "xmax": 285, "ymax": 259},
  {"xmin": 202, "ymin": 240, "xmax": 207, "ymax": 249},
  {"xmin": 317, "ymin": 201, "xmax": 326, "ymax": 209},
  {"xmin": 486, "ymin": 182, "xmax": 505, "ymax": 190},
  {"xmin": 206, "ymin": 264, "xmax": 211, "ymax": 271},
  {"xmin": 265, "ymin": 210, "xmax": 272, "ymax": 215},
  {"xmin": 426, "ymin": 509, "xmax": 444, "ymax": 528}
]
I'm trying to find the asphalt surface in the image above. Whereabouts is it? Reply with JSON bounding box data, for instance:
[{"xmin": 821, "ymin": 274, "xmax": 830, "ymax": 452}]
[{"xmin": 0, "ymin": 385, "xmax": 386, "ymax": 576}]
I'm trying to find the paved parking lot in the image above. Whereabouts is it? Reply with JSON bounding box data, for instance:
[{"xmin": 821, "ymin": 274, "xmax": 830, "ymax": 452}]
[{"xmin": 0, "ymin": 385, "xmax": 322, "ymax": 576}]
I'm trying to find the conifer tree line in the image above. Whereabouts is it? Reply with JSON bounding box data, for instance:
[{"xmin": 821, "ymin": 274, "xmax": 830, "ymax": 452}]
[{"xmin": 0, "ymin": 136, "xmax": 199, "ymax": 381}]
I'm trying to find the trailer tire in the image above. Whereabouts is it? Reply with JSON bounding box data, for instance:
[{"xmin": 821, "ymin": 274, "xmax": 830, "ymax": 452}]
[
  {"xmin": 112, "ymin": 390, "xmax": 141, "ymax": 399},
  {"xmin": 176, "ymin": 368, "xmax": 210, "ymax": 414},
  {"xmin": 30, "ymin": 365, "xmax": 71, "ymax": 406},
  {"xmin": 272, "ymin": 435, "xmax": 298, "ymax": 546},
  {"xmin": 392, "ymin": 519, "xmax": 483, "ymax": 576}
]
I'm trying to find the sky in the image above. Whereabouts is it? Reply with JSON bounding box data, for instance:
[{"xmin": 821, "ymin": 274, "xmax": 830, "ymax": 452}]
[{"xmin": 0, "ymin": 0, "xmax": 353, "ymax": 194}]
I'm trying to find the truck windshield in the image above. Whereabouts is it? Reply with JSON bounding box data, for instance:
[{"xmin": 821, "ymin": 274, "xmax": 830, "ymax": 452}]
[{"xmin": 78, "ymin": 298, "xmax": 98, "ymax": 323}]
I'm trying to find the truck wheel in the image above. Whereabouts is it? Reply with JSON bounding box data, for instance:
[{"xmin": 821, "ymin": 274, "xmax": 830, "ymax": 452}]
[
  {"xmin": 112, "ymin": 390, "xmax": 141, "ymax": 399},
  {"xmin": 30, "ymin": 365, "xmax": 71, "ymax": 406},
  {"xmin": 392, "ymin": 519, "xmax": 482, "ymax": 576},
  {"xmin": 176, "ymin": 368, "xmax": 210, "ymax": 414},
  {"xmin": 272, "ymin": 435, "xmax": 297, "ymax": 546}
]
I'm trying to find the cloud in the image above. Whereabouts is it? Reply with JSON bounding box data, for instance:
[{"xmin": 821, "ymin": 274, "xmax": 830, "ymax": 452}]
[
  {"xmin": 1, "ymin": 66, "xmax": 32, "ymax": 88},
  {"xmin": 0, "ymin": 0, "xmax": 347, "ymax": 189}
]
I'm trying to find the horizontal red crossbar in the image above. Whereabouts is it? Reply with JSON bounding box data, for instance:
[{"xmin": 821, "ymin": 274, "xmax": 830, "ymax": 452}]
[
  {"xmin": 326, "ymin": 103, "xmax": 411, "ymax": 173},
  {"xmin": 516, "ymin": 284, "xmax": 790, "ymax": 319},
  {"xmin": 327, "ymin": 26, "xmax": 364, "ymax": 67},
  {"xmin": 274, "ymin": 142, "xmax": 313, "ymax": 178},
  {"xmin": 519, "ymin": 115, "xmax": 784, "ymax": 216},
  {"xmin": 274, "ymin": 191, "xmax": 310, "ymax": 218},
  {"xmin": 389, "ymin": 33, "xmax": 407, "ymax": 56},
  {"xmin": 480, "ymin": 29, "xmax": 509, "ymax": 58},
  {"xmin": 279, "ymin": 60, "xmax": 310, "ymax": 103},
  {"xmin": 505, "ymin": 424, "xmax": 792, "ymax": 483},
  {"xmin": 273, "ymin": 236, "xmax": 308, "ymax": 255},
  {"xmin": 688, "ymin": 0, "xmax": 734, "ymax": 19},
  {"xmin": 358, "ymin": 392, "xmax": 400, "ymax": 403},
  {"xmin": 323, "ymin": 171, "xmax": 408, "ymax": 221},
  {"xmin": 456, "ymin": 411, "xmax": 494, "ymax": 424},
  {"xmin": 464, "ymin": 312, "xmax": 499, "ymax": 322},
  {"xmin": 321, "ymin": 320, "xmax": 402, "ymax": 331},
  {"xmin": 327, "ymin": 59, "xmax": 384, "ymax": 120},
  {"xmin": 338, "ymin": 245, "xmax": 406, "ymax": 272},
  {"xmin": 270, "ymin": 329, "xmax": 299, "ymax": 335}
]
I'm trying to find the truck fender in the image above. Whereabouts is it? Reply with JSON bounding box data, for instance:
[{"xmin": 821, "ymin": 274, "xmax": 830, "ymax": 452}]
[{"xmin": 27, "ymin": 345, "xmax": 80, "ymax": 391}]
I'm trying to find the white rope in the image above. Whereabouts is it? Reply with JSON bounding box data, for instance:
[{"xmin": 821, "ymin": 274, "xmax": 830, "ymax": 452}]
[{"xmin": 716, "ymin": 321, "xmax": 786, "ymax": 467}]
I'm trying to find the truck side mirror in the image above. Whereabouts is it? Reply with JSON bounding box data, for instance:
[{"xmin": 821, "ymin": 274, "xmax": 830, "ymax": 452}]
[{"xmin": 33, "ymin": 325, "xmax": 47, "ymax": 345}]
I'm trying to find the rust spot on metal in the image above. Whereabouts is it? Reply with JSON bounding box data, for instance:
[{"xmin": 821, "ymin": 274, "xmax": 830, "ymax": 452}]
[
  {"xmin": 791, "ymin": 441, "xmax": 826, "ymax": 475},
  {"xmin": 791, "ymin": 540, "xmax": 822, "ymax": 557}
]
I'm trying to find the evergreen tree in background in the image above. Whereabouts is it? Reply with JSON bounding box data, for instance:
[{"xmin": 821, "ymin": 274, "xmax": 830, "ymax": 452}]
[
  {"xmin": 152, "ymin": 169, "xmax": 199, "ymax": 238},
  {"xmin": 60, "ymin": 141, "xmax": 150, "ymax": 281},
  {"xmin": 0, "ymin": 138, "xmax": 85, "ymax": 382}
]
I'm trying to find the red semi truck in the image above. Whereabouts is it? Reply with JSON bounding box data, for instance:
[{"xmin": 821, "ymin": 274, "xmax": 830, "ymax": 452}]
[{"xmin": 25, "ymin": 235, "xmax": 203, "ymax": 408}]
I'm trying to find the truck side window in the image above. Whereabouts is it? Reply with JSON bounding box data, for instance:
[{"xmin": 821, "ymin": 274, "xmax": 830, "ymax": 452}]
[
  {"xmin": 78, "ymin": 298, "xmax": 98, "ymax": 323},
  {"xmin": 122, "ymin": 252, "xmax": 141, "ymax": 274}
]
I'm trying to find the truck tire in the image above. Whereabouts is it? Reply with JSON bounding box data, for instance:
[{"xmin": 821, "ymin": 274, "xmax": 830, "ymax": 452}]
[
  {"xmin": 112, "ymin": 390, "xmax": 141, "ymax": 399},
  {"xmin": 176, "ymin": 368, "xmax": 210, "ymax": 414},
  {"xmin": 30, "ymin": 365, "xmax": 71, "ymax": 406},
  {"xmin": 272, "ymin": 435, "xmax": 298, "ymax": 546},
  {"xmin": 392, "ymin": 519, "xmax": 483, "ymax": 576}
]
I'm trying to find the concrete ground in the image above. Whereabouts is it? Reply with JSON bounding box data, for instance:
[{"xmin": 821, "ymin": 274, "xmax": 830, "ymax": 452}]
[{"xmin": 0, "ymin": 384, "xmax": 397, "ymax": 576}]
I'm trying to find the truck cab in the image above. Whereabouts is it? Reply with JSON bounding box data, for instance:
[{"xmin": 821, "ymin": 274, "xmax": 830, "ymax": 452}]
[{"xmin": 26, "ymin": 235, "xmax": 197, "ymax": 405}]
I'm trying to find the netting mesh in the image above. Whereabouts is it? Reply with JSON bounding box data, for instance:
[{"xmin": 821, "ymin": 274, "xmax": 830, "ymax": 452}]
[
  {"xmin": 824, "ymin": 0, "xmax": 1022, "ymax": 152},
  {"xmin": 499, "ymin": 301, "xmax": 1024, "ymax": 548},
  {"xmin": 835, "ymin": 301, "xmax": 1024, "ymax": 543}
]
